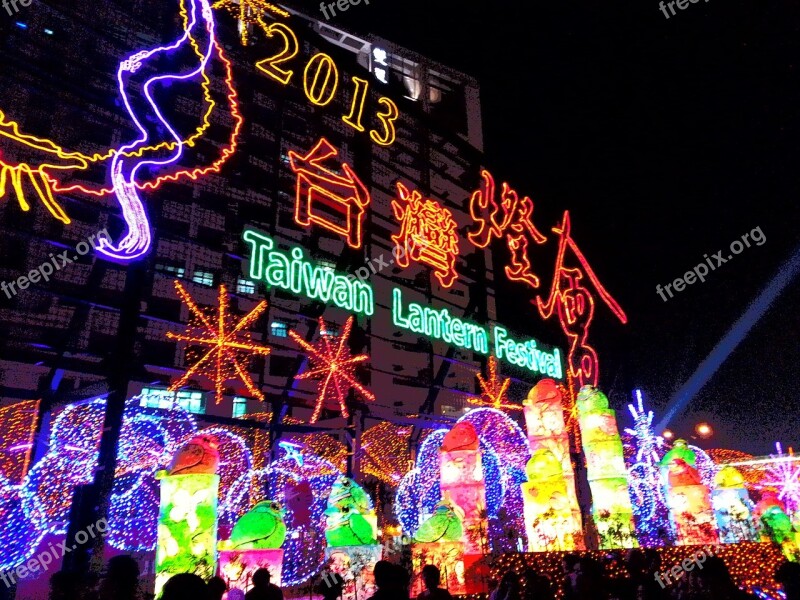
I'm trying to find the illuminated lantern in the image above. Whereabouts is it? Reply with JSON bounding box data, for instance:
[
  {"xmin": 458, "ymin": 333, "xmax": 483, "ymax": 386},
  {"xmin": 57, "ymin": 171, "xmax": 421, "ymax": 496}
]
[
  {"xmin": 660, "ymin": 440, "xmax": 719, "ymax": 546},
  {"xmin": 219, "ymin": 501, "xmax": 286, "ymax": 591},
  {"xmin": 712, "ymin": 466, "xmax": 758, "ymax": 543},
  {"xmin": 522, "ymin": 379, "xmax": 584, "ymax": 549},
  {"xmin": 155, "ymin": 435, "xmax": 221, "ymax": 596},
  {"xmin": 439, "ymin": 422, "xmax": 488, "ymax": 555},
  {"xmin": 576, "ymin": 385, "xmax": 637, "ymax": 549},
  {"xmin": 756, "ymin": 493, "xmax": 799, "ymax": 560},
  {"xmin": 410, "ymin": 496, "xmax": 468, "ymax": 595},
  {"xmin": 521, "ymin": 449, "xmax": 582, "ymax": 551},
  {"xmin": 324, "ymin": 476, "xmax": 378, "ymax": 547},
  {"xmin": 323, "ymin": 476, "xmax": 381, "ymax": 600},
  {"xmin": 413, "ymin": 495, "xmax": 464, "ymax": 544}
]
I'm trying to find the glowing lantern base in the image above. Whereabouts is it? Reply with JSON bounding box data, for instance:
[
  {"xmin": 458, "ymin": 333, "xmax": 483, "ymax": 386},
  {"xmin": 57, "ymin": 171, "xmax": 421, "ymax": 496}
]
[
  {"xmin": 155, "ymin": 473, "xmax": 220, "ymax": 597},
  {"xmin": 410, "ymin": 541, "xmax": 488, "ymax": 595},
  {"xmin": 325, "ymin": 544, "xmax": 382, "ymax": 600},
  {"xmin": 219, "ymin": 549, "xmax": 283, "ymax": 591},
  {"xmin": 668, "ymin": 484, "xmax": 719, "ymax": 546}
]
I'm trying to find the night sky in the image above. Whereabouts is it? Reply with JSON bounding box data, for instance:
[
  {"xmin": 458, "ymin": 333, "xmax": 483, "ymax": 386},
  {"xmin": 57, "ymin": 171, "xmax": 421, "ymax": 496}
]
[{"xmin": 322, "ymin": 0, "xmax": 800, "ymax": 454}]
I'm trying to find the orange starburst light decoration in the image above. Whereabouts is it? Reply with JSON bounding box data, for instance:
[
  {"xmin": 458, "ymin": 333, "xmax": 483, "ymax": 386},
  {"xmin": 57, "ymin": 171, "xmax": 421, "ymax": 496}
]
[
  {"xmin": 289, "ymin": 316, "xmax": 375, "ymax": 423},
  {"xmin": 469, "ymin": 356, "xmax": 520, "ymax": 411},
  {"xmin": 166, "ymin": 281, "xmax": 270, "ymax": 404}
]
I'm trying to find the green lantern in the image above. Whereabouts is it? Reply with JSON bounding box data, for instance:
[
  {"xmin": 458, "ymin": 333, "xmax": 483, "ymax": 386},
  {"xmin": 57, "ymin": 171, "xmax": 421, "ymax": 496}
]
[{"xmin": 226, "ymin": 500, "xmax": 287, "ymax": 550}]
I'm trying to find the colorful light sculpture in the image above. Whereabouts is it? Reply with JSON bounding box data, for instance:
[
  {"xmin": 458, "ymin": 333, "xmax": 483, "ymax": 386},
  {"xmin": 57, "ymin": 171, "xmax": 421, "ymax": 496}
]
[
  {"xmin": 576, "ymin": 385, "xmax": 638, "ymax": 549},
  {"xmin": 522, "ymin": 379, "xmax": 584, "ymax": 550},
  {"xmin": 712, "ymin": 466, "xmax": 759, "ymax": 543},
  {"xmin": 155, "ymin": 435, "xmax": 221, "ymax": 596},
  {"xmin": 438, "ymin": 422, "xmax": 488, "ymax": 555},
  {"xmin": 759, "ymin": 443, "xmax": 800, "ymax": 516},
  {"xmin": 624, "ymin": 390, "xmax": 673, "ymax": 547},
  {"xmin": 289, "ymin": 316, "xmax": 375, "ymax": 422},
  {"xmin": 660, "ymin": 439, "xmax": 719, "ymax": 546},
  {"xmin": 219, "ymin": 501, "xmax": 286, "ymax": 591},
  {"xmin": 521, "ymin": 449, "xmax": 582, "ymax": 552},
  {"xmin": 324, "ymin": 476, "xmax": 378, "ymax": 547},
  {"xmin": 467, "ymin": 357, "xmax": 520, "ymax": 411},
  {"xmin": 167, "ymin": 281, "xmax": 270, "ymax": 403},
  {"xmin": 0, "ymin": 400, "xmax": 38, "ymax": 484}
]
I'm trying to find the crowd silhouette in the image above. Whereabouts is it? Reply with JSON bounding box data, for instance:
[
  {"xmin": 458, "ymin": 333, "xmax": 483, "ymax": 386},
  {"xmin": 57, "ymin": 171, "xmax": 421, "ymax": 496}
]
[{"xmin": 32, "ymin": 552, "xmax": 800, "ymax": 600}]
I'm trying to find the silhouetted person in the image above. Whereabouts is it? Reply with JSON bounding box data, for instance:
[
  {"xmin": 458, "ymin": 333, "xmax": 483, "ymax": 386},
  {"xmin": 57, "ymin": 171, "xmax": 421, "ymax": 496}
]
[
  {"xmin": 245, "ymin": 568, "xmax": 282, "ymax": 600},
  {"xmin": 50, "ymin": 570, "xmax": 95, "ymax": 600},
  {"xmin": 98, "ymin": 555, "xmax": 141, "ymax": 600},
  {"xmin": 316, "ymin": 572, "xmax": 345, "ymax": 600},
  {"xmin": 777, "ymin": 561, "xmax": 800, "ymax": 600},
  {"xmin": 489, "ymin": 572, "xmax": 521, "ymax": 600},
  {"xmin": 161, "ymin": 573, "xmax": 210, "ymax": 600},
  {"xmin": 683, "ymin": 556, "xmax": 757, "ymax": 600},
  {"xmin": 369, "ymin": 561, "xmax": 407, "ymax": 600},
  {"xmin": 522, "ymin": 568, "xmax": 554, "ymax": 600},
  {"xmin": 208, "ymin": 576, "xmax": 227, "ymax": 600},
  {"xmin": 417, "ymin": 565, "xmax": 453, "ymax": 600}
]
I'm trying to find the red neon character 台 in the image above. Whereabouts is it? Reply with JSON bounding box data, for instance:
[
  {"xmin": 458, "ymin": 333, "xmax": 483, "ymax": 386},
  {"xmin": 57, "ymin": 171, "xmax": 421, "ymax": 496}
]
[
  {"xmin": 288, "ymin": 137, "xmax": 371, "ymax": 249},
  {"xmin": 467, "ymin": 169, "xmax": 548, "ymax": 288},
  {"xmin": 391, "ymin": 182, "xmax": 459, "ymax": 288},
  {"xmin": 536, "ymin": 211, "xmax": 628, "ymax": 388}
]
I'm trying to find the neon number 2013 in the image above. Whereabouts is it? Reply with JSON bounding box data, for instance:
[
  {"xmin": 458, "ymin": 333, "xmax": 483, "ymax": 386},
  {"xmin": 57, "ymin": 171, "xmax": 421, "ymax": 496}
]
[
  {"xmin": 256, "ymin": 23, "xmax": 299, "ymax": 85},
  {"xmin": 370, "ymin": 97, "xmax": 399, "ymax": 147},
  {"xmin": 303, "ymin": 53, "xmax": 339, "ymax": 106},
  {"xmin": 342, "ymin": 76, "xmax": 369, "ymax": 132}
]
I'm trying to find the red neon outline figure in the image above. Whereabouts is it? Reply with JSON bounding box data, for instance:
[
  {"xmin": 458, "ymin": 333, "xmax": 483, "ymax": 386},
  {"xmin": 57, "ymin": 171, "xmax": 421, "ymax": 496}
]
[
  {"xmin": 536, "ymin": 211, "xmax": 628, "ymax": 388},
  {"xmin": 467, "ymin": 169, "xmax": 547, "ymax": 288},
  {"xmin": 391, "ymin": 182, "xmax": 459, "ymax": 288},
  {"xmin": 288, "ymin": 137, "xmax": 370, "ymax": 249}
]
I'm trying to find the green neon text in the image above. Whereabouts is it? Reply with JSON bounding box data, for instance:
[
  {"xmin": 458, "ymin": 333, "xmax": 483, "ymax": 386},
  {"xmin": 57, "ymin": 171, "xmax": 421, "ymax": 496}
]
[
  {"xmin": 243, "ymin": 229, "xmax": 374, "ymax": 316},
  {"xmin": 494, "ymin": 326, "xmax": 563, "ymax": 379},
  {"xmin": 392, "ymin": 288, "xmax": 490, "ymax": 355}
]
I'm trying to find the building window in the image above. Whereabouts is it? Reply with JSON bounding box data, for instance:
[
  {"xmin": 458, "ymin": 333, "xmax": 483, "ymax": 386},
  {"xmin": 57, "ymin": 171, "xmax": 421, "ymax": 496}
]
[
  {"xmin": 193, "ymin": 270, "xmax": 215, "ymax": 286},
  {"xmin": 140, "ymin": 388, "xmax": 206, "ymax": 415},
  {"xmin": 237, "ymin": 278, "xmax": 256, "ymax": 295},
  {"xmin": 271, "ymin": 321, "xmax": 288, "ymax": 338},
  {"xmin": 232, "ymin": 396, "xmax": 248, "ymax": 419},
  {"xmin": 322, "ymin": 322, "xmax": 339, "ymax": 338},
  {"xmin": 317, "ymin": 259, "xmax": 336, "ymax": 271},
  {"xmin": 155, "ymin": 264, "xmax": 185, "ymax": 279}
]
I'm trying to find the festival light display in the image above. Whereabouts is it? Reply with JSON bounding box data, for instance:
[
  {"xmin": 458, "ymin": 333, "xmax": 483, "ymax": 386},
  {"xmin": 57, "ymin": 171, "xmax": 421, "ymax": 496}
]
[
  {"xmin": 391, "ymin": 182, "xmax": 460, "ymax": 288},
  {"xmin": 522, "ymin": 379, "xmax": 584, "ymax": 550},
  {"xmin": 521, "ymin": 449, "xmax": 581, "ymax": 552},
  {"xmin": 166, "ymin": 280, "xmax": 271, "ymax": 404},
  {"xmin": 212, "ymin": 0, "xmax": 290, "ymax": 45},
  {"xmin": 358, "ymin": 422, "xmax": 414, "ymax": 485},
  {"xmin": 155, "ymin": 435, "xmax": 221, "ymax": 596},
  {"xmin": 536, "ymin": 211, "xmax": 628, "ymax": 389},
  {"xmin": 467, "ymin": 170, "xmax": 548, "ymax": 288},
  {"xmin": 712, "ymin": 466, "xmax": 759, "ymax": 543},
  {"xmin": 623, "ymin": 391, "xmax": 673, "ymax": 546},
  {"xmin": 0, "ymin": 400, "xmax": 38, "ymax": 484},
  {"xmin": 467, "ymin": 356, "xmax": 518, "ymax": 410},
  {"xmin": 289, "ymin": 138, "xmax": 371, "ymax": 249},
  {"xmin": 576, "ymin": 385, "xmax": 638, "ymax": 549},
  {"xmin": 660, "ymin": 439, "xmax": 719, "ymax": 545},
  {"xmin": 755, "ymin": 493, "xmax": 799, "ymax": 560},
  {"xmin": 438, "ymin": 422, "xmax": 488, "ymax": 555},
  {"xmin": 759, "ymin": 443, "xmax": 800, "ymax": 516},
  {"xmin": 288, "ymin": 316, "xmax": 375, "ymax": 422}
]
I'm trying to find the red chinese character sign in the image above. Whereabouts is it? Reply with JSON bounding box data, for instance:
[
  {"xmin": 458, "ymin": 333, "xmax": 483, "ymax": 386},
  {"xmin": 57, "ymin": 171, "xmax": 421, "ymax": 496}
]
[
  {"xmin": 467, "ymin": 170, "xmax": 548, "ymax": 288},
  {"xmin": 391, "ymin": 182, "xmax": 459, "ymax": 288},
  {"xmin": 289, "ymin": 138, "xmax": 371, "ymax": 249},
  {"xmin": 536, "ymin": 211, "xmax": 628, "ymax": 388}
]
